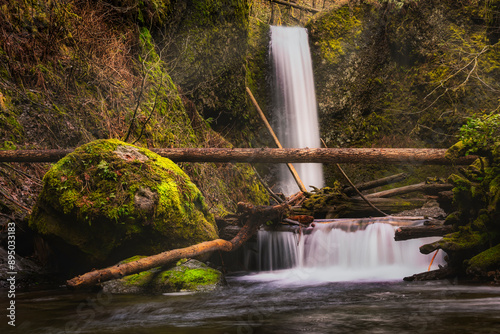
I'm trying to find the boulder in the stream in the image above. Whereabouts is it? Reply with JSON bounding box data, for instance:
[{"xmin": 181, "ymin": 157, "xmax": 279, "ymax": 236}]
[
  {"xmin": 101, "ymin": 258, "xmax": 224, "ymax": 294},
  {"xmin": 29, "ymin": 139, "xmax": 218, "ymax": 275}
]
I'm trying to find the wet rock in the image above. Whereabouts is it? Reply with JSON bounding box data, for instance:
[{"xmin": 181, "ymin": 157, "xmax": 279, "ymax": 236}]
[{"xmin": 101, "ymin": 258, "xmax": 224, "ymax": 294}]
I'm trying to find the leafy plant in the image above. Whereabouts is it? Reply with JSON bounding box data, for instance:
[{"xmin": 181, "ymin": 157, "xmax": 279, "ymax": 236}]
[
  {"xmin": 97, "ymin": 160, "xmax": 118, "ymax": 181},
  {"xmin": 459, "ymin": 113, "xmax": 500, "ymax": 155}
]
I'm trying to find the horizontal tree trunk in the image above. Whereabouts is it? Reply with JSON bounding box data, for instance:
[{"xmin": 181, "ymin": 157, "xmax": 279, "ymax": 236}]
[
  {"xmin": 66, "ymin": 202, "xmax": 290, "ymax": 289},
  {"xmin": 344, "ymin": 173, "xmax": 408, "ymax": 195},
  {"xmin": 296, "ymin": 197, "xmax": 427, "ymax": 218},
  {"xmin": 394, "ymin": 224, "xmax": 453, "ymax": 241},
  {"xmin": 270, "ymin": 0, "xmax": 320, "ymax": 13},
  {"xmin": 0, "ymin": 147, "xmax": 477, "ymax": 165},
  {"xmin": 365, "ymin": 182, "xmax": 454, "ymax": 198}
]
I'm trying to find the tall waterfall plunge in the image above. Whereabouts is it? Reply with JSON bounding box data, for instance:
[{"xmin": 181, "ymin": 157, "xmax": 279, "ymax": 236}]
[{"xmin": 270, "ymin": 26, "xmax": 324, "ymax": 194}]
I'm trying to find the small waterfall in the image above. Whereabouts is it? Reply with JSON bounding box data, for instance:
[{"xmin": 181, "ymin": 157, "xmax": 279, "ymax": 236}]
[
  {"xmin": 249, "ymin": 221, "xmax": 445, "ymax": 283},
  {"xmin": 270, "ymin": 26, "xmax": 324, "ymax": 194}
]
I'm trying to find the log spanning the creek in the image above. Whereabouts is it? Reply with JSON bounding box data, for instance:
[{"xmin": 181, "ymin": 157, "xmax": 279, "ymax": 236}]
[{"xmin": 0, "ymin": 147, "xmax": 477, "ymax": 165}]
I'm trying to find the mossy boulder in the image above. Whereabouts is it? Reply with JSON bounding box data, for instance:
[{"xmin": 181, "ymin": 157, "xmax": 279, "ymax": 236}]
[
  {"xmin": 467, "ymin": 243, "xmax": 500, "ymax": 276},
  {"xmin": 101, "ymin": 258, "xmax": 224, "ymax": 294},
  {"xmin": 29, "ymin": 139, "xmax": 218, "ymax": 274}
]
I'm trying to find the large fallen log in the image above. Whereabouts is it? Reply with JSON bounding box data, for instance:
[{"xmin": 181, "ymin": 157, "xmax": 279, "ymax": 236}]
[
  {"xmin": 0, "ymin": 147, "xmax": 477, "ymax": 165},
  {"xmin": 270, "ymin": 0, "xmax": 321, "ymax": 13},
  {"xmin": 297, "ymin": 197, "xmax": 427, "ymax": 218},
  {"xmin": 394, "ymin": 223, "xmax": 453, "ymax": 241},
  {"xmin": 343, "ymin": 173, "xmax": 408, "ymax": 196},
  {"xmin": 365, "ymin": 182, "xmax": 454, "ymax": 198},
  {"xmin": 66, "ymin": 202, "xmax": 289, "ymax": 289}
]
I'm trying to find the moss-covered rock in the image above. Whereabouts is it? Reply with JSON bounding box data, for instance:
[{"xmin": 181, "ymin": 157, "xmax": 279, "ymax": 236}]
[
  {"xmin": 101, "ymin": 258, "xmax": 224, "ymax": 294},
  {"xmin": 29, "ymin": 139, "xmax": 218, "ymax": 274},
  {"xmin": 467, "ymin": 243, "xmax": 500, "ymax": 275}
]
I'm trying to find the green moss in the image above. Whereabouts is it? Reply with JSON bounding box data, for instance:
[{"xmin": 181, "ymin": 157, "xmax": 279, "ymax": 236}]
[
  {"xmin": 123, "ymin": 270, "xmax": 156, "ymax": 287},
  {"xmin": 467, "ymin": 243, "xmax": 500, "ymax": 273},
  {"xmin": 155, "ymin": 260, "xmax": 222, "ymax": 291},
  {"xmin": 445, "ymin": 141, "xmax": 468, "ymax": 161},
  {"xmin": 307, "ymin": 6, "xmax": 363, "ymax": 65},
  {"xmin": 29, "ymin": 139, "xmax": 218, "ymax": 269}
]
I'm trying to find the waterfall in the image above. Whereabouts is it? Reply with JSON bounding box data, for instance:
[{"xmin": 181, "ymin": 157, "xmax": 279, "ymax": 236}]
[
  {"xmin": 270, "ymin": 26, "xmax": 324, "ymax": 194},
  {"xmin": 247, "ymin": 221, "xmax": 445, "ymax": 283},
  {"xmin": 261, "ymin": 27, "xmax": 441, "ymax": 283}
]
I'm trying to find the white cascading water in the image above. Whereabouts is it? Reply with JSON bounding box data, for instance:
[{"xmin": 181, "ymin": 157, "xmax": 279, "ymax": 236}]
[
  {"xmin": 270, "ymin": 25, "xmax": 324, "ymax": 194},
  {"xmin": 247, "ymin": 28, "xmax": 443, "ymax": 283},
  {"xmin": 247, "ymin": 222, "xmax": 445, "ymax": 283}
]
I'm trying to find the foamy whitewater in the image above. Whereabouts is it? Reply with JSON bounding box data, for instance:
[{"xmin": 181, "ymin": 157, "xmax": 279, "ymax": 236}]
[
  {"xmin": 270, "ymin": 26, "xmax": 324, "ymax": 194},
  {"xmin": 242, "ymin": 222, "xmax": 445, "ymax": 284}
]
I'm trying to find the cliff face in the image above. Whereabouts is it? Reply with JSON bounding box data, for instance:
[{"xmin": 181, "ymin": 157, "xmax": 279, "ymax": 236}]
[
  {"xmin": 0, "ymin": 0, "xmax": 269, "ymax": 222},
  {"xmin": 299, "ymin": 0, "xmax": 500, "ymax": 185},
  {"xmin": 308, "ymin": 1, "xmax": 500, "ymax": 150}
]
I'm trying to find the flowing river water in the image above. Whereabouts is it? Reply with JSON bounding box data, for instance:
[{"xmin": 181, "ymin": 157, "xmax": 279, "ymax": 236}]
[
  {"xmin": 4, "ymin": 222, "xmax": 500, "ymax": 334},
  {"xmin": 5, "ymin": 278, "xmax": 500, "ymax": 333}
]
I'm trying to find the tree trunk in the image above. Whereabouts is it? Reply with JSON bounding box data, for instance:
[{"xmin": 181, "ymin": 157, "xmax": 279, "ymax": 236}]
[
  {"xmin": 0, "ymin": 147, "xmax": 477, "ymax": 165},
  {"xmin": 270, "ymin": 0, "xmax": 320, "ymax": 13},
  {"xmin": 66, "ymin": 202, "xmax": 289, "ymax": 289},
  {"xmin": 344, "ymin": 173, "xmax": 408, "ymax": 195},
  {"xmin": 394, "ymin": 224, "xmax": 453, "ymax": 241},
  {"xmin": 365, "ymin": 183, "xmax": 454, "ymax": 198},
  {"xmin": 297, "ymin": 197, "xmax": 427, "ymax": 218}
]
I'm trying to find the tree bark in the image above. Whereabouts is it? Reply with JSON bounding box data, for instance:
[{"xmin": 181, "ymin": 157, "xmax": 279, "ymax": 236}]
[
  {"xmin": 270, "ymin": 0, "xmax": 320, "ymax": 13},
  {"xmin": 66, "ymin": 202, "xmax": 289, "ymax": 289},
  {"xmin": 297, "ymin": 197, "xmax": 427, "ymax": 218},
  {"xmin": 344, "ymin": 173, "xmax": 408, "ymax": 195},
  {"xmin": 365, "ymin": 182, "xmax": 454, "ymax": 198},
  {"xmin": 0, "ymin": 147, "xmax": 477, "ymax": 165},
  {"xmin": 394, "ymin": 224, "xmax": 453, "ymax": 241}
]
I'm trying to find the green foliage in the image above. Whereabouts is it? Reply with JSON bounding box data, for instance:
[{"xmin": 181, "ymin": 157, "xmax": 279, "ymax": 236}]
[{"xmin": 459, "ymin": 113, "xmax": 500, "ymax": 155}]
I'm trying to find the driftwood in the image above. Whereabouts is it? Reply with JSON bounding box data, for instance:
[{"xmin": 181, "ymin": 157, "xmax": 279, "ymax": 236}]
[
  {"xmin": 394, "ymin": 223, "xmax": 453, "ymax": 241},
  {"xmin": 365, "ymin": 182, "xmax": 453, "ymax": 198},
  {"xmin": 0, "ymin": 147, "xmax": 478, "ymax": 165},
  {"xmin": 66, "ymin": 202, "xmax": 289, "ymax": 289},
  {"xmin": 343, "ymin": 173, "xmax": 407, "ymax": 195}
]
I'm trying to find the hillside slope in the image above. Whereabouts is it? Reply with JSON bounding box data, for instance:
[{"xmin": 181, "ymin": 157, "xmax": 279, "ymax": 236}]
[{"xmin": 0, "ymin": 0, "xmax": 271, "ymax": 224}]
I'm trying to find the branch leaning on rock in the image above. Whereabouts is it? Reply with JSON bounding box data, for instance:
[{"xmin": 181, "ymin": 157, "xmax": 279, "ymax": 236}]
[{"xmin": 66, "ymin": 201, "xmax": 291, "ymax": 289}]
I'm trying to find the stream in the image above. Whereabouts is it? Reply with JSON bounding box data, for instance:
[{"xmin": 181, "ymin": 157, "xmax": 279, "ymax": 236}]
[{"xmin": 4, "ymin": 276, "xmax": 500, "ymax": 334}]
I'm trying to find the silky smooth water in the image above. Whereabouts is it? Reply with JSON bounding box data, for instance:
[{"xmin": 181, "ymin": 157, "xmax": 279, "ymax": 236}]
[
  {"xmin": 250, "ymin": 222, "xmax": 446, "ymax": 283},
  {"xmin": 5, "ymin": 280, "xmax": 500, "ymax": 334},
  {"xmin": 270, "ymin": 26, "xmax": 324, "ymax": 194}
]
